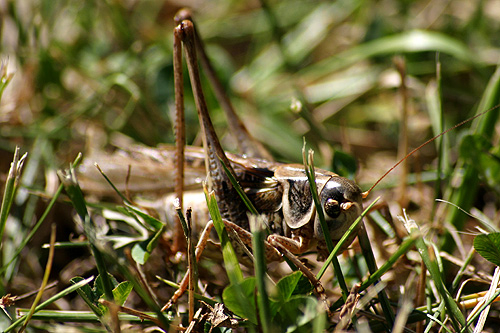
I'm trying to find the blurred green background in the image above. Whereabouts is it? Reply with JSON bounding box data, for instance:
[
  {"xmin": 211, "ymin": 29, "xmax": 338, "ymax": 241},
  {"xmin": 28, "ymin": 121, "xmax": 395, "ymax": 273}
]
[
  {"xmin": 3, "ymin": 0, "xmax": 499, "ymax": 171},
  {"xmin": 1, "ymin": 0, "xmax": 500, "ymax": 329}
]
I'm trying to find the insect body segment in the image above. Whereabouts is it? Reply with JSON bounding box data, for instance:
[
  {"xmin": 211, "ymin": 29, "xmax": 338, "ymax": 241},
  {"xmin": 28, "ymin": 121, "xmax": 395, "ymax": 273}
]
[{"xmin": 274, "ymin": 165, "xmax": 363, "ymax": 258}]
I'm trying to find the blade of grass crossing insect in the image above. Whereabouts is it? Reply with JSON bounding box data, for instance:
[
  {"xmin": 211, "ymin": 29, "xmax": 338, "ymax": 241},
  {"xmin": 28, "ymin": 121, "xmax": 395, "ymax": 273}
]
[
  {"xmin": 220, "ymin": 158, "xmax": 259, "ymax": 215},
  {"xmin": 303, "ymin": 149, "xmax": 348, "ymax": 300},
  {"xmin": 204, "ymin": 185, "xmax": 243, "ymax": 284},
  {"xmin": 57, "ymin": 158, "xmax": 114, "ymax": 302},
  {"xmin": 205, "ymin": 186, "xmax": 256, "ymax": 328},
  {"xmin": 250, "ymin": 215, "xmax": 271, "ymax": 333},
  {"xmin": 316, "ymin": 198, "xmax": 379, "ymax": 280}
]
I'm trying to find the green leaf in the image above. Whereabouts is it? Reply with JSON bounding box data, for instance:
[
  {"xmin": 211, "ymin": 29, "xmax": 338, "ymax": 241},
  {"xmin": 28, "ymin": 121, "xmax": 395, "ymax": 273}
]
[
  {"xmin": 274, "ymin": 271, "xmax": 308, "ymax": 303},
  {"xmin": 125, "ymin": 205, "xmax": 164, "ymax": 231},
  {"xmin": 112, "ymin": 281, "xmax": 133, "ymax": 306},
  {"xmin": 131, "ymin": 225, "xmax": 165, "ymax": 265},
  {"xmin": 222, "ymin": 277, "xmax": 257, "ymax": 324},
  {"xmin": 71, "ymin": 276, "xmax": 103, "ymax": 317},
  {"xmin": 474, "ymin": 233, "xmax": 500, "ymax": 267},
  {"xmin": 275, "ymin": 295, "xmax": 320, "ymax": 333}
]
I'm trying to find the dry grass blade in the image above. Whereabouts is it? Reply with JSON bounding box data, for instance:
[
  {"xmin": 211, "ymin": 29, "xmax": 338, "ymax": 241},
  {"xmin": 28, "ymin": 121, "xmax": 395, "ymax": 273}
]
[{"xmin": 19, "ymin": 224, "xmax": 57, "ymax": 332}]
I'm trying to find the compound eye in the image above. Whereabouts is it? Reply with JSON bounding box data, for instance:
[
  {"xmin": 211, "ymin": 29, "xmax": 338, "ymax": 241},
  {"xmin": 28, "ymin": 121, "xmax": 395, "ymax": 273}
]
[{"xmin": 324, "ymin": 198, "xmax": 341, "ymax": 218}]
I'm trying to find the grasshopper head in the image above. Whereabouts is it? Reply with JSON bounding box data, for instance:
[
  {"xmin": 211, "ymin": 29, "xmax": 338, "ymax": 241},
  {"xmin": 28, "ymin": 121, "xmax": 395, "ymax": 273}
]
[{"xmin": 314, "ymin": 176, "xmax": 363, "ymax": 252}]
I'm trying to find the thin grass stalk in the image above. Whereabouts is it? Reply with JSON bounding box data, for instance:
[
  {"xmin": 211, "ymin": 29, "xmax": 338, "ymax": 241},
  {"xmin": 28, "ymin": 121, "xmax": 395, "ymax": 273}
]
[
  {"xmin": 357, "ymin": 224, "xmax": 396, "ymax": 329},
  {"xmin": 316, "ymin": 198, "xmax": 379, "ymax": 281},
  {"xmin": 250, "ymin": 215, "xmax": 271, "ymax": 333},
  {"xmin": 19, "ymin": 224, "xmax": 57, "ymax": 332},
  {"xmin": 57, "ymin": 159, "xmax": 114, "ymax": 302},
  {"xmin": 15, "ymin": 309, "xmax": 152, "ymax": 323},
  {"xmin": 433, "ymin": 53, "xmax": 446, "ymax": 208},
  {"xmin": 303, "ymin": 148, "xmax": 349, "ymax": 300},
  {"xmin": 4, "ymin": 276, "xmax": 95, "ymax": 332},
  {"xmin": 220, "ymin": 158, "xmax": 259, "ymax": 215},
  {"xmin": 359, "ymin": 234, "xmax": 417, "ymax": 291},
  {"xmin": 402, "ymin": 211, "xmax": 469, "ymax": 332},
  {"xmin": 113, "ymin": 257, "xmax": 170, "ymax": 329},
  {"xmin": 0, "ymin": 148, "xmax": 26, "ymax": 252},
  {"xmin": 174, "ymin": 204, "xmax": 197, "ymax": 321},
  {"xmin": 156, "ymin": 276, "xmax": 216, "ymax": 306},
  {"xmin": 187, "ymin": 209, "xmax": 196, "ymax": 322},
  {"xmin": 94, "ymin": 164, "xmax": 132, "ymax": 205},
  {"xmin": 451, "ymin": 247, "xmax": 476, "ymax": 291},
  {"xmin": 0, "ymin": 172, "xmax": 64, "ymax": 275}
]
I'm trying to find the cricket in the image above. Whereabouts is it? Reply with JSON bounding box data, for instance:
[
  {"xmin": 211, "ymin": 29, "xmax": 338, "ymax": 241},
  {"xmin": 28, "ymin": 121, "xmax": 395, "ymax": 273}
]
[
  {"xmin": 5, "ymin": 1, "xmax": 500, "ymax": 332},
  {"xmin": 72, "ymin": 6, "xmax": 500, "ymax": 333}
]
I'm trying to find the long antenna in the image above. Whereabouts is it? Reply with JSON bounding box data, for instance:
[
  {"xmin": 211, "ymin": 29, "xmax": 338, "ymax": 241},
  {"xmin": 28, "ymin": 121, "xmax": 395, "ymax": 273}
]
[{"xmin": 362, "ymin": 105, "xmax": 500, "ymax": 198}]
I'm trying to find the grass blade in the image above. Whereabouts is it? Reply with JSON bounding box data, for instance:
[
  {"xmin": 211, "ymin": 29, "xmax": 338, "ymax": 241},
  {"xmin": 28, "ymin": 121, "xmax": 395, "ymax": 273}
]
[
  {"xmin": 58, "ymin": 157, "xmax": 114, "ymax": 302},
  {"xmin": 402, "ymin": 211, "xmax": 469, "ymax": 332},
  {"xmin": 204, "ymin": 184, "xmax": 243, "ymax": 284},
  {"xmin": 4, "ymin": 276, "xmax": 95, "ymax": 332},
  {"xmin": 0, "ymin": 147, "xmax": 27, "ymax": 251},
  {"xmin": 250, "ymin": 215, "xmax": 271, "ymax": 332}
]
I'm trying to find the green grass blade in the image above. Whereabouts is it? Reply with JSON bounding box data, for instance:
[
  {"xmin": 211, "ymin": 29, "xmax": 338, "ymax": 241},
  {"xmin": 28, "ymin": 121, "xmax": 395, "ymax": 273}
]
[
  {"xmin": 4, "ymin": 276, "xmax": 95, "ymax": 332},
  {"xmin": 316, "ymin": 197, "xmax": 379, "ymax": 281},
  {"xmin": 250, "ymin": 215, "xmax": 271, "ymax": 332},
  {"xmin": 359, "ymin": 233, "xmax": 417, "ymax": 291},
  {"xmin": 0, "ymin": 147, "xmax": 27, "ymax": 252},
  {"xmin": 14, "ymin": 309, "xmax": 159, "ymax": 324},
  {"xmin": 219, "ymin": 157, "xmax": 259, "ymax": 215},
  {"xmin": 58, "ymin": 158, "xmax": 114, "ymax": 302},
  {"xmin": 402, "ymin": 212, "xmax": 469, "ymax": 332},
  {"xmin": 301, "ymin": 29, "xmax": 476, "ymax": 79},
  {"xmin": 303, "ymin": 148, "xmax": 349, "ymax": 301},
  {"xmin": 204, "ymin": 185, "xmax": 243, "ymax": 285},
  {"xmin": 0, "ymin": 152, "xmax": 80, "ymax": 275}
]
